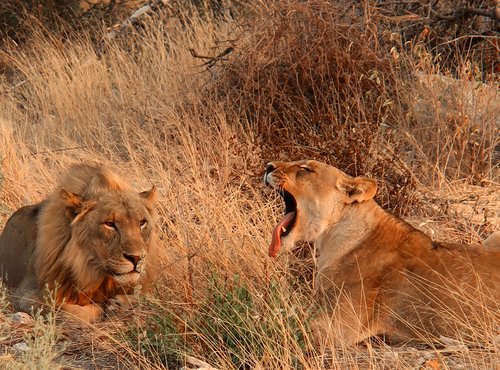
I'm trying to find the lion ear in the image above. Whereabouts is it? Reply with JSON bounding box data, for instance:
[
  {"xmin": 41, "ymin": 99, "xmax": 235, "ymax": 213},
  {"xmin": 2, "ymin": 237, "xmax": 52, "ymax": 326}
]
[
  {"xmin": 337, "ymin": 176, "xmax": 377, "ymax": 204},
  {"xmin": 139, "ymin": 185, "xmax": 158, "ymax": 206},
  {"xmin": 60, "ymin": 188, "xmax": 82, "ymax": 208},
  {"xmin": 60, "ymin": 188, "xmax": 94, "ymax": 221}
]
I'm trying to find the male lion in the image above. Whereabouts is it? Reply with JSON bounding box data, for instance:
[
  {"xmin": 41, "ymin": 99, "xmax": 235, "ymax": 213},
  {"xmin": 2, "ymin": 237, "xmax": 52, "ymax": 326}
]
[
  {"xmin": 264, "ymin": 159, "xmax": 499, "ymax": 345},
  {"xmin": 0, "ymin": 164, "xmax": 160, "ymax": 322}
]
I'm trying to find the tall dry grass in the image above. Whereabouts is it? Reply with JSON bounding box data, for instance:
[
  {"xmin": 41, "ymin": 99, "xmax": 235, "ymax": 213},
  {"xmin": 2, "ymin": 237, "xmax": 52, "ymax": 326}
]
[{"xmin": 0, "ymin": 1, "xmax": 498, "ymax": 369}]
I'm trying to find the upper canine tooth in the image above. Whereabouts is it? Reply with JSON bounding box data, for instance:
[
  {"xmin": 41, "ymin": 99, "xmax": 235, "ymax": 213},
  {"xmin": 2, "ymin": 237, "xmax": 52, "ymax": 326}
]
[{"xmin": 282, "ymin": 226, "xmax": 287, "ymax": 233}]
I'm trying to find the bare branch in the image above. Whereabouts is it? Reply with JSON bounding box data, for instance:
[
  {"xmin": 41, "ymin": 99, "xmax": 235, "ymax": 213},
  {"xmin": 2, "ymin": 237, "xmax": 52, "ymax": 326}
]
[
  {"xmin": 106, "ymin": 0, "xmax": 169, "ymax": 41},
  {"xmin": 430, "ymin": 5, "xmax": 499, "ymax": 23},
  {"xmin": 188, "ymin": 47, "xmax": 234, "ymax": 68}
]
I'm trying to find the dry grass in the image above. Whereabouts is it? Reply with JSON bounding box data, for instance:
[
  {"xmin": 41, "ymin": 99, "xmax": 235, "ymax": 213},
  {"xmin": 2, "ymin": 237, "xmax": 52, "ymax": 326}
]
[{"xmin": 0, "ymin": 1, "xmax": 498, "ymax": 369}]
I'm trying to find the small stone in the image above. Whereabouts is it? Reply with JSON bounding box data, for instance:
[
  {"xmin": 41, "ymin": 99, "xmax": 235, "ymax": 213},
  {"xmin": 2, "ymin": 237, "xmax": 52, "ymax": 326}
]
[
  {"xmin": 9, "ymin": 312, "xmax": 35, "ymax": 325},
  {"xmin": 12, "ymin": 342, "xmax": 30, "ymax": 353}
]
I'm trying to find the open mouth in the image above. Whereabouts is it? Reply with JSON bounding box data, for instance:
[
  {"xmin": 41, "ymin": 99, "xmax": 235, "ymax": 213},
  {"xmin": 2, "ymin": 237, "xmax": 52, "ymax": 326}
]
[{"xmin": 269, "ymin": 189, "xmax": 297, "ymax": 257}]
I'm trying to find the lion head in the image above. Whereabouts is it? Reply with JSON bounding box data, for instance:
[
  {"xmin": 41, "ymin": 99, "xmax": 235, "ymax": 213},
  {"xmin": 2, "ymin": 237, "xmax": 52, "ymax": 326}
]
[
  {"xmin": 264, "ymin": 159, "xmax": 376, "ymax": 257},
  {"xmin": 35, "ymin": 164, "xmax": 159, "ymax": 305},
  {"xmin": 0, "ymin": 164, "xmax": 160, "ymax": 321}
]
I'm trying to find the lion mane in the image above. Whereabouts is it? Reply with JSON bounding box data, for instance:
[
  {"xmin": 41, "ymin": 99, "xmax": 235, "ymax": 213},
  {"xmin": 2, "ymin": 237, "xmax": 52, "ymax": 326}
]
[
  {"xmin": 264, "ymin": 159, "xmax": 500, "ymax": 345},
  {"xmin": 0, "ymin": 164, "xmax": 160, "ymax": 322}
]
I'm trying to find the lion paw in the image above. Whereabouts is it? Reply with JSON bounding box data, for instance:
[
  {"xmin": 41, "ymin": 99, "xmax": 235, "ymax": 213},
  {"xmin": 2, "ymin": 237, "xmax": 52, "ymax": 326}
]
[{"xmin": 106, "ymin": 294, "xmax": 139, "ymax": 314}]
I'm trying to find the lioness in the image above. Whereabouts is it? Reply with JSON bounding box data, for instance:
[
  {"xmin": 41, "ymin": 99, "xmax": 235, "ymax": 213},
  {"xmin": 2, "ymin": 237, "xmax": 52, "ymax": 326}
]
[
  {"xmin": 265, "ymin": 159, "xmax": 499, "ymax": 345},
  {"xmin": 0, "ymin": 164, "xmax": 160, "ymax": 322}
]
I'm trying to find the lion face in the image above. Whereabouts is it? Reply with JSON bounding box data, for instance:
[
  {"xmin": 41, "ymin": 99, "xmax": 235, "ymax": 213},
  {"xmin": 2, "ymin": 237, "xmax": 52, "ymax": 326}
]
[
  {"xmin": 264, "ymin": 160, "xmax": 377, "ymax": 257},
  {"xmin": 61, "ymin": 187, "xmax": 157, "ymax": 287}
]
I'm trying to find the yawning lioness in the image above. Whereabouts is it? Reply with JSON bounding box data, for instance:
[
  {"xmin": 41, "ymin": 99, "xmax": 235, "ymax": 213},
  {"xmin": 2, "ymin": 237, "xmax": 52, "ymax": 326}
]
[{"xmin": 265, "ymin": 159, "xmax": 499, "ymax": 345}]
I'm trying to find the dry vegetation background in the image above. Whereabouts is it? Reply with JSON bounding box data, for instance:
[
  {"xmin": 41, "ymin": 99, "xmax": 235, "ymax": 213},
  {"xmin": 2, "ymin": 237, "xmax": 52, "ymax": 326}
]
[{"xmin": 0, "ymin": 0, "xmax": 499, "ymax": 369}]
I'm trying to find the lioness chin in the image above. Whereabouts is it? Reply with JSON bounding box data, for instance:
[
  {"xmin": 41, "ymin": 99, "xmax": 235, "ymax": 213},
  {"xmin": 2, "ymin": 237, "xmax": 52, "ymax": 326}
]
[
  {"xmin": 265, "ymin": 159, "xmax": 499, "ymax": 346},
  {"xmin": 0, "ymin": 164, "xmax": 160, "ymax": 323}
]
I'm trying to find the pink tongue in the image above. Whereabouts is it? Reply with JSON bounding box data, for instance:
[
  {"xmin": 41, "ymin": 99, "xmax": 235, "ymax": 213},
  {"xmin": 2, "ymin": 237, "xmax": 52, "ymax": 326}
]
[{"xmin": 269, "ymin": 211, "xmax": 296, "ymax": 257}]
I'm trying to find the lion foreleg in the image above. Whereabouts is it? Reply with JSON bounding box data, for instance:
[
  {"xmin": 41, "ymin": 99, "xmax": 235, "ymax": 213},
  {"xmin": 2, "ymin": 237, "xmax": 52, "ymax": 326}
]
[
  {"xmin": 313, "ymin": 282, "xmax": 384, "ymax": 347},
  {"xmin": 312, "ymin": 308, "xmax": 381, "ymax": 349},
  {"xmin": 60, "ymin": 302, "xmax": 104, "ymax": 323}
]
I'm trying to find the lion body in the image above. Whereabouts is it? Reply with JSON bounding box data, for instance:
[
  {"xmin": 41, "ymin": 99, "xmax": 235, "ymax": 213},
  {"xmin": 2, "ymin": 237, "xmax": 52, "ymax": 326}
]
[
  {"xmin": 265, "ymin": 160, "xmax": 499, "ymax": 345},
  {"xmin": 0, "ymin": 164, "xmax": 160, "ymax": 322}
]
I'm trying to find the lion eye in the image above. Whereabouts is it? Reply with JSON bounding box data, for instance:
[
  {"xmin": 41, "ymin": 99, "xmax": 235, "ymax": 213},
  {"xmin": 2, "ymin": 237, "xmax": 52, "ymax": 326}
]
[
  {"xmin": 104, "ymin": 221, "xmax": 116, "ymax": 230},
  {"xmin": 300, "ymin": 165, "xmax": 314, "ymax": 172},
  {"xmin": 140, "ymin": 219, "xmax": 147, "ymax": 229}
]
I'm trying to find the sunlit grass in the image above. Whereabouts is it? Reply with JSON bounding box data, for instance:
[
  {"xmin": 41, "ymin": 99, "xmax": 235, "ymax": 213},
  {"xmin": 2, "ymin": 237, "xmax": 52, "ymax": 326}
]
[{"xmin": 0, "ymin": 1, "xmax": 498, "ymax": 369}]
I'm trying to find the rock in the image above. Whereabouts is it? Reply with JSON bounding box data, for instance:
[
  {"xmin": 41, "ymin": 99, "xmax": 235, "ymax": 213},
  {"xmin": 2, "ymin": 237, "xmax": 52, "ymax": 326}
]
[
  {"xmin": 9, "ymin": 312, "xmax": 35, "ymax": 325},
  {"xmin": 12, "ymin": 342, "xmax": 30, "ymax": 353}
]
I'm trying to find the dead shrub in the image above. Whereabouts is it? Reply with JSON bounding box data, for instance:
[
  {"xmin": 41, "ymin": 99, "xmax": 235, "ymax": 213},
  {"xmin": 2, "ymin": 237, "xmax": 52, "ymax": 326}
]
[{"xmin": 203, "ymin": 1, "xmax": 417, "ymax": 214}]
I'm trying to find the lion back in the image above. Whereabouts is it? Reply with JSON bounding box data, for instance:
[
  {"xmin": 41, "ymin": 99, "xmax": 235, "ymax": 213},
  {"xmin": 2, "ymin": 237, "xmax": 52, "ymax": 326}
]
[{"xmin": 0, "ymin": 203, "xmax": 42, "ymax": 288}]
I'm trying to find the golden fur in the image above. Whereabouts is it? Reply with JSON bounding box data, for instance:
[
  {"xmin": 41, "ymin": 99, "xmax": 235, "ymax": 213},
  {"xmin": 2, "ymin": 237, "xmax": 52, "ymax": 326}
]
[
  {"xmin": 0, "ymin": 164, "xmax": 159, "ymax": 322},
  {"xmin": 265, "ymin": 159, "xmax": 499, "ymax": 345}
]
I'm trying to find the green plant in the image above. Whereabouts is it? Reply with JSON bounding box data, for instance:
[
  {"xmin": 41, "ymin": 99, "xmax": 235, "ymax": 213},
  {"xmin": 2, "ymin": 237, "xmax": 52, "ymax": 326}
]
[
  {"xmin": 126, "ymin": 304, "xmax": 188, "ymax": 368},
  {"xmin": 128, "ymin": 270, "xmax": 315, "ymax": 369},
  {"xmin": 191, "ymin": 271, "xmax": 313, "ymax": 368}
]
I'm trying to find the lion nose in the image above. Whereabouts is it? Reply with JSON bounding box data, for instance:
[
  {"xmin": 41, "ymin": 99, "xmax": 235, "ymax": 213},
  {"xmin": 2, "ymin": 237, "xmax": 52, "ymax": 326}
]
[
  {"xmin": 264, "ymin": 162, "xmax": 277, "ymax": 185},
  {"xmin": 124, "ymin": 253, "xmax": 142, "ymax": 266},
  {"xmin": 265, "ymin": 162, "xmax": 276, "ymax": 175}
]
